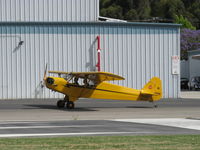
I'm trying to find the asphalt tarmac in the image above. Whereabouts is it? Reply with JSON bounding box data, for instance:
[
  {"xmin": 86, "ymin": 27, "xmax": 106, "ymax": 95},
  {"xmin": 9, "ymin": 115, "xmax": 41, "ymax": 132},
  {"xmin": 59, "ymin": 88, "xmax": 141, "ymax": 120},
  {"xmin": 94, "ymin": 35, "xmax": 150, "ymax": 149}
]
[
  {"xmin": 0, "ymin": 98, "xmax": 200, "ymax": 137},
  {"xmin": 0, "ymin": 98, "xmax": 200, "ymax": 121},
  {"xmin": 1, "ymin": 119, "xmax": 200, "ymax": 138}
]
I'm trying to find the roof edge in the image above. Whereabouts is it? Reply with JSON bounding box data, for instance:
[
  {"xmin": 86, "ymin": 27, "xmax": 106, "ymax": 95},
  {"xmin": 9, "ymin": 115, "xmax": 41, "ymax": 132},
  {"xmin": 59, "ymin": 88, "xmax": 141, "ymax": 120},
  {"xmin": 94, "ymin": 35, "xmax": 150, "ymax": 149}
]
[{"xmin": 0, "ymin": 21, "xmax": 181, "ymax": 28}]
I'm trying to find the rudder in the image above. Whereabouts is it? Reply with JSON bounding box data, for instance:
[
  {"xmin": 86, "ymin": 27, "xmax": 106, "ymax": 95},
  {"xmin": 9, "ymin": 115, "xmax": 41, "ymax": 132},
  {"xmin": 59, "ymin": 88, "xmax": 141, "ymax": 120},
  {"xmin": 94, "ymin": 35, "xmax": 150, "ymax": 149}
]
[{"xmin": 141, "ymin": 77, "xmax": 162, "ymax": 101}]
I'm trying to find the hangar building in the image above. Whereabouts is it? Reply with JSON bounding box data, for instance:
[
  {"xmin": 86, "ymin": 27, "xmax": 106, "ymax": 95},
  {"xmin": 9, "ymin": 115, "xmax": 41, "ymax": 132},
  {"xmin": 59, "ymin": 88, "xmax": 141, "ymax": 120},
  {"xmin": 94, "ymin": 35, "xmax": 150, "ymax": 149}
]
[
  {"xmin": 0, "ymin": 0, "xmax": 180, "ymax": 99},
  {"xmin": 181, "ymin": 50, "xmax": 200, "ymax": 80}
]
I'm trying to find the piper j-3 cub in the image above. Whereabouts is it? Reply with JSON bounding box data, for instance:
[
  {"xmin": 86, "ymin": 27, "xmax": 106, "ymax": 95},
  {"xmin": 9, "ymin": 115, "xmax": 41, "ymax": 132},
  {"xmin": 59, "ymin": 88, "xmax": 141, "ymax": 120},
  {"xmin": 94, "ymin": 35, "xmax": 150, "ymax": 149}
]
[{"xmin": 43, "ymin": 67, "xmax": 162, "ymax": 109}]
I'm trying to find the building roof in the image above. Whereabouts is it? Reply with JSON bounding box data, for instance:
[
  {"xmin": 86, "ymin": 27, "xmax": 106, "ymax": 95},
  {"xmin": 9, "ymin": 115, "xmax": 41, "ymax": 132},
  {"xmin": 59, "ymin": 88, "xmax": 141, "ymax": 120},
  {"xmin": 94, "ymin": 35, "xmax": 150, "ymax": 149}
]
[
  {"xmin": 0, "ymin": 21, "xmax": 181, "ymax": 28},
  {"xmin": 192, "ymin": 55, "xmax": 200, "ymax": 59}
]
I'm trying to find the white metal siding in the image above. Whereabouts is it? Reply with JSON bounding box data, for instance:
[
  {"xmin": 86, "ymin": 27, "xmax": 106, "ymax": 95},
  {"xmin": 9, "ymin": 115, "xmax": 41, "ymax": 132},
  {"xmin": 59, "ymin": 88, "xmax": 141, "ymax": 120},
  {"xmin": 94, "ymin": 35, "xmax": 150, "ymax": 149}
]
[
  {"xmin": 0, "ymin": 0, "xmax": 99, "ymax": 22},
  {"xmin": 0, "ymin": 22, "xmax": 180, "ymax": 99},
  {"xmin": 181, "ymin": 60, "xmax": 189, "ymax": 78}
]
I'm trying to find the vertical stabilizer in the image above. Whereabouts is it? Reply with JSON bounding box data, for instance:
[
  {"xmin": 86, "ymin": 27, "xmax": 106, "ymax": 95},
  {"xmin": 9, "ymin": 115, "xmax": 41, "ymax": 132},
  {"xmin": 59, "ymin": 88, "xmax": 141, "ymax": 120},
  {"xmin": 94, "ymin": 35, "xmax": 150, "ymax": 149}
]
[{"xmin": 141, "ymin": 77, "xmax": 162, "ymax": 101}]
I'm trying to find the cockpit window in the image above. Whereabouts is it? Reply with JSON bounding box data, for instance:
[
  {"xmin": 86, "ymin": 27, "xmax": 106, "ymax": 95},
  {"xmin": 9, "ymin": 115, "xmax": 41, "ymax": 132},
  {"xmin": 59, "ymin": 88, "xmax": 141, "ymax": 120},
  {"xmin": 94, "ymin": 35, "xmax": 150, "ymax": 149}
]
[{"xmin": 62, "ymin": 74, "xmax": 73, "ymax": 82}]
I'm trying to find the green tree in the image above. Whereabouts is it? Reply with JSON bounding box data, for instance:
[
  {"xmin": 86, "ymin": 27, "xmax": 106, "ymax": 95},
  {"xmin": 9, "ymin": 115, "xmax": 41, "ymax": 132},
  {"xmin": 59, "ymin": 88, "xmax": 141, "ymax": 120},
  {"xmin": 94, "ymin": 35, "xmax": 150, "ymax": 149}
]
[
  {"xmin": 188, "ymin": 1, "xmax": 200, "ymax": 29},
  {"xmin": 151, "ymin": 0, "xmax": 185, "ymax": 19},
  {"xmin": 100, "ymin": 0, "xmax": 112, "ymax": 9},
  {"xmin": 115, "ymin": 0, "xmax": 132, "ymax": 10},
  {"xmin": 175, "ymin": 15, "xmax": 196, "ymax": 30},
  {"xmin": 151, "ymin": 0, "xmax": 164, "ymax": 18},
  {"xmin": 182, "ymin": 0, "xmax": 196, "ymax": 7},
  {"xmin": 101, "ymin": 5, "xmax": 123, "ymax": 19},
  {"xmin": 136, "ymin": 0, "xmax": 151, "ymax": 19},
  {"xmin": 99, "ymin": 0, "xmax": 200, "ymax": 29},
  {"xmin": 166, "ymin": 0, "xmax": 185, "ymax": 19},
  {"xmin": 124, "ymin": 9, "xmax": 139, "ymax": 21}
]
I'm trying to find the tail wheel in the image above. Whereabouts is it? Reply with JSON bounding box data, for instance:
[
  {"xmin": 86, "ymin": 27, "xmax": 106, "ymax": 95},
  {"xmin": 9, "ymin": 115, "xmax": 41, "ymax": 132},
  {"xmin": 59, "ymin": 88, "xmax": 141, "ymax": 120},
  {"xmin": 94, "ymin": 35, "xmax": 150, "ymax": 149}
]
[
  {"xmin": 67, "ymin": 101, "xmax": 75, "ymax": 109},
  {"xmin": 57, "ymin": 100, "xmax": 65, "ymax": 108}
]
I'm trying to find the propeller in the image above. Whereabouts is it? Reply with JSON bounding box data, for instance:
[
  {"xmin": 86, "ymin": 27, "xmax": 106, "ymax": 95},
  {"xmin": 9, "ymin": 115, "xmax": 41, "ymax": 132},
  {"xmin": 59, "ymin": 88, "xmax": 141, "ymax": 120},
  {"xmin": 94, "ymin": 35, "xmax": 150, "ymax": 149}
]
[
  {"xmin": 34, "ymin": 81, "xmax": 45, "ymax": 98},
  {"xmin": 43, "ymin": 63, "xmax": 48, "ymax": 81},
  {"xmin": 34, "ymin": 64, "xmax": 48, "ymax": 98}
]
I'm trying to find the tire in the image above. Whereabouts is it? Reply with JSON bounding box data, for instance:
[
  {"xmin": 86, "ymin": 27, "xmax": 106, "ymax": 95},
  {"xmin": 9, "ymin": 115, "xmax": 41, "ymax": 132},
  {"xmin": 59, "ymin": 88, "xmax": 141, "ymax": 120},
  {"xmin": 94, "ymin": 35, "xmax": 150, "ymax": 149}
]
[
  {"xmin": 57, "ymin": 100, "xmax": 65, "ymax": 108},
  {"xmin": 67, "ymin": 101, "xmax": 75, "ymax": 109}
]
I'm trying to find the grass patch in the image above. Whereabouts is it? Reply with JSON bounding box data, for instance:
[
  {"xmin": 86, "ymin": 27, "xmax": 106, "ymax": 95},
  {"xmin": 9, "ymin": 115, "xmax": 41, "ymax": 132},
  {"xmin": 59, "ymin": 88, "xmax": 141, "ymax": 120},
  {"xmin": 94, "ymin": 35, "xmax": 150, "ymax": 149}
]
[{"xmin": 0, "ymin": 135, "xmax": 200, "ymax": 150}]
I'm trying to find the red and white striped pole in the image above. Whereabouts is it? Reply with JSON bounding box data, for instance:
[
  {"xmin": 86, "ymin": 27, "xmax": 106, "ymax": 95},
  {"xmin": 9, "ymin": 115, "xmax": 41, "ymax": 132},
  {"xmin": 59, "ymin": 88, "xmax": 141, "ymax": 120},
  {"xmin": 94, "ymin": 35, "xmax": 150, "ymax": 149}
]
[{"xmin": 96, "ymin": 35, "xmax": 101, "ymax": 72}]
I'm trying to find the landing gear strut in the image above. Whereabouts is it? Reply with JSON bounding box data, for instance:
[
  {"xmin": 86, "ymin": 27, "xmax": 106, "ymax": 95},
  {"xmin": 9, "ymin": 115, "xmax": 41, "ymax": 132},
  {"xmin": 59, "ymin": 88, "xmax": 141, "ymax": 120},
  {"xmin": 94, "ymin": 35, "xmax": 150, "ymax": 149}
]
[
  {"xmin": 152, "ymin": 102, "xmax": 158, "ymax": 108},
  {"xmin": 66, "ymin": 101, "xmax": 75, "ymax": 109},
  {"xmin": 154, "ymin": 104, "xmax": 158, "ymax": 108},
  {"xmin": 149, "ymin": 101, "xmax": 158, "ymax": 108}
]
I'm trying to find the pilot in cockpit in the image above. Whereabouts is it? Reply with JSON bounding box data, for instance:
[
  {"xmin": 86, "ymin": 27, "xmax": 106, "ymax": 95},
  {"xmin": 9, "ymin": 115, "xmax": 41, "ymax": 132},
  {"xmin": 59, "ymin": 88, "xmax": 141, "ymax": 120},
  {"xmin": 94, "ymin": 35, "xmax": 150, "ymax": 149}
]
[{"xmin": 74, "ymin": 77, "xmax": 79, "ymax": 85}]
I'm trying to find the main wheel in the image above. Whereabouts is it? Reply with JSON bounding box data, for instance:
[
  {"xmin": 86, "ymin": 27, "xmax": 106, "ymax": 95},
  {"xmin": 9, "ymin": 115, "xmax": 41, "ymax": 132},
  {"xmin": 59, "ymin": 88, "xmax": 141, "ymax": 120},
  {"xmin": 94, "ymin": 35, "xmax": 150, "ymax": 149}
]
[
  {"xmin": 66, "ymin": 101, "xmax": 75, "ymax": 109},
  {"xmin": 57, "ymin": 100, "xmax": 65, "ymax": 108}
]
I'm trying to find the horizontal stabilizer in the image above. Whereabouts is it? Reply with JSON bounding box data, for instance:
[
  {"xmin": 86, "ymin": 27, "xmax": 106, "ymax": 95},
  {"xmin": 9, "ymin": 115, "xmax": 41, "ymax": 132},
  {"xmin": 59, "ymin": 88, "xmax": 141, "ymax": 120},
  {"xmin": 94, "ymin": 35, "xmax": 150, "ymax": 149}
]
[{"xmin": 141, "ymin": 90, "xmax": 154, "ymax": 95}]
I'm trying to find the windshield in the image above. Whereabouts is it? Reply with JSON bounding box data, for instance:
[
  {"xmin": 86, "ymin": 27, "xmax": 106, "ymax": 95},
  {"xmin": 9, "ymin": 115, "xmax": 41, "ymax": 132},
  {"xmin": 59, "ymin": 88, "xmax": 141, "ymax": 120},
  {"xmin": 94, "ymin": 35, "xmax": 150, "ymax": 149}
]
[{"xmin": 61, "ymin": 74, "xmax": 73, "ymax": 82}]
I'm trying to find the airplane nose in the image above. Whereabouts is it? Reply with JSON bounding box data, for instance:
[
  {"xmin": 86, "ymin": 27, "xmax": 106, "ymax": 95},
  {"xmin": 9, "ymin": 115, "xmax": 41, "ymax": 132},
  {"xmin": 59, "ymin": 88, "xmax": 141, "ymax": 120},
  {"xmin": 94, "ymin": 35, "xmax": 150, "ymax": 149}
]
[{"xmin": 46, "ymin": 77, "xmax": 54, "ymax": 85}]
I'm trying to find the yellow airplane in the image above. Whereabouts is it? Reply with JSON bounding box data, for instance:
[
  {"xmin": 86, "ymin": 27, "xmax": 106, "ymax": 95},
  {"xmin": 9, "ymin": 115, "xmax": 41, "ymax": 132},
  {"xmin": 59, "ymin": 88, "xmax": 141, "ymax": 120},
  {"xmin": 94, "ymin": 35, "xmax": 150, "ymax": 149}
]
[{"xmin": 43, "ymin": 68, "xmax": 162, "ymax": 109}]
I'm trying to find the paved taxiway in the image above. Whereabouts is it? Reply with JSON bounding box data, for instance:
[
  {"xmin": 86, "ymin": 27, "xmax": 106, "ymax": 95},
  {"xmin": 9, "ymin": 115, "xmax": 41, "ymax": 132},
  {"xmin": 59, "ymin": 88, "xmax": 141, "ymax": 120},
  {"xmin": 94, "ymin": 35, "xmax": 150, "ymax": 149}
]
[
  {"xmin": 1, "ymin": 119, "xmax": 200, "ymax": 137},
  {"xmin": 0, "ymin": 98, "xmax": 200, "ymax": 137},
  {"xmin": 0, "ymin": 98, "xmax": 200, "ymax": 121}
]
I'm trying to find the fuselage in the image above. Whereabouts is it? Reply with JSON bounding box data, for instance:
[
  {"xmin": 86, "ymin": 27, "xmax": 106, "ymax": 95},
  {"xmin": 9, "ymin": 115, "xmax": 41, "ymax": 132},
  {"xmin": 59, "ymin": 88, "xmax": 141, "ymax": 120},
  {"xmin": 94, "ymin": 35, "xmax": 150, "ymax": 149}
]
[{"xmin": 45, "ymin": 76, "xmax": 142, "ymax": 102}]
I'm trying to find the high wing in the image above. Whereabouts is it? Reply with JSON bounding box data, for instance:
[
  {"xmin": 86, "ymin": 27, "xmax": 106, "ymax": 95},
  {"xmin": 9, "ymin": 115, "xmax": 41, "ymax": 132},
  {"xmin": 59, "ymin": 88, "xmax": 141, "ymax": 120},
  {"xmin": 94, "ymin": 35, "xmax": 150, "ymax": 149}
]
[{"xmin": 48, "ymin": 71, "xmax": 125, "ymax": 83}]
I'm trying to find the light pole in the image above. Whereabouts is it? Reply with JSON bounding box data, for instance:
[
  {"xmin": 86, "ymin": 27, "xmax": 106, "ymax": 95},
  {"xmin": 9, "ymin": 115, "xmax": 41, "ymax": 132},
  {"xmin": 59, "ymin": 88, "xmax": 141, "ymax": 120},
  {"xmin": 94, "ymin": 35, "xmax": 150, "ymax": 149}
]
[
  {"xmin": 96, "ymin": 35, "xmax": 101, "ymax": 72},
  {"xmin": 0, "ymin": 35, "xmax": 24, "ymax": 52}
]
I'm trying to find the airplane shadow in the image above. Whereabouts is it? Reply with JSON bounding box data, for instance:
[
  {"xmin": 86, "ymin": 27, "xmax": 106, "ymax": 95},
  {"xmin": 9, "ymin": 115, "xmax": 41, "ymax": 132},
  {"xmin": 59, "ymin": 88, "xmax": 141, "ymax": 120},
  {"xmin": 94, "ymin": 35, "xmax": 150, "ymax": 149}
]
[
  {"xmin": 86, "ymin": 105, "xmax": 156, "ymax": 109},
  {"xmin": 126, "ymin": 106, "xmax": 156, "ymax": 109},
  {"xmin": 24, "ymin": 104, "xmax": 98, "ymax": 112}
]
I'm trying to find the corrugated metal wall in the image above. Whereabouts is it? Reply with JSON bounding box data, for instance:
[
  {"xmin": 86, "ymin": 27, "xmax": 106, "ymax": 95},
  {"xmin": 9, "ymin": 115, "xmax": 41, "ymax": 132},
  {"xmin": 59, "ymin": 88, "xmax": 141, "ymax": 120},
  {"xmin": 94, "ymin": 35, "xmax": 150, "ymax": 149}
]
[
  {"xmin": 0, "ymin": 22, "xmax": 180, "ymax": 99},
  {"xmin": 0, "ymin": 0, "xmax": 99, "ymax": 22}
]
